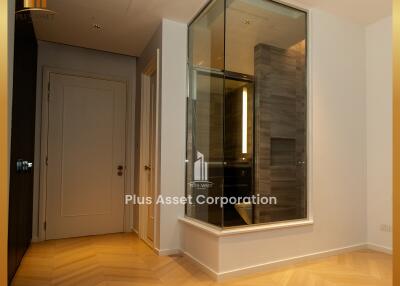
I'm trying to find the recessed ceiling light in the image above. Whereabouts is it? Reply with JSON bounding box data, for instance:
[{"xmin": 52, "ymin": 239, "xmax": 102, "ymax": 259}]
[{"xmin": 92, "ymin": 24, "xmax": 103, "ymax": 30}]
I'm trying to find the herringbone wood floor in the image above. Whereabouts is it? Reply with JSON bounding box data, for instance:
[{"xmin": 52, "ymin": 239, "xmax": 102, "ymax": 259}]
[{"xmin": 12, "ymin": 233, "xmax": 392, "ymax": 286}]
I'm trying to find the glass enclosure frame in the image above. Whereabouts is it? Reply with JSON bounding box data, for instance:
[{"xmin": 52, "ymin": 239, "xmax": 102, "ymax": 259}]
[{"xmin": 185, "ymin": 0, "xmax": 309, "ymax": 229}]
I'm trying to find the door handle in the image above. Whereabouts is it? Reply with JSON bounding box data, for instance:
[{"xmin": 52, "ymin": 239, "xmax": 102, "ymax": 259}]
[{"xmin": 16, "ymin": 159, "xmax": 33, "ymax": 173}]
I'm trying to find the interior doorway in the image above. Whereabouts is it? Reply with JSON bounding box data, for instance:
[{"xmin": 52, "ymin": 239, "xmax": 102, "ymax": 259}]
[
  {"xmin": 41, "ymin": 70, "xmax": 128, "ymax": 240},
  {"xmin": 138, "ymin": 51, "xmax": 160, "ymax": 247}
]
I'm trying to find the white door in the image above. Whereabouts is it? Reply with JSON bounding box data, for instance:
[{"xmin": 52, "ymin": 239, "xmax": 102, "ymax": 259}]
[
  {"xmin": 139, "ymin": 55, "xmax": 159, "ymax": 246},
  {"xmin": 45, "ymin": 73, "xmax": 126, "ymax": 240}
]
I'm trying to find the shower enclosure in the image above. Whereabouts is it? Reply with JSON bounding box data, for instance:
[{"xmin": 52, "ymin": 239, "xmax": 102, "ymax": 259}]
[{"xmin": 186, "ymin": 0, "xmax": 308, "ymax": 228}]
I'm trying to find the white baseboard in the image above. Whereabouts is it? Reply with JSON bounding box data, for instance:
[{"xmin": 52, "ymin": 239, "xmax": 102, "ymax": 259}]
[
  {"xmin": 155, "ymin": 248, "xmax": 182, "ymax": 256},
  {"xmin": 182, "ymin": 251, "xmax": 219, "ymax": 280},
  {"xmin": 367, "ymin": 243, "xmax": 393, "ymax": 255},
  {"xmin": 217, "ymin": 244, "xmax": 367, "ymax": 280},
  {"xmin": 183, "ymin": 243, "xmax": 367, "ymax": 281}
]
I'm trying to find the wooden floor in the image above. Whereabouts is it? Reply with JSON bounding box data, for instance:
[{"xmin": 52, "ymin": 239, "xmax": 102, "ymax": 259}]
[{"xmin": 12, "ymin": 233, "xmax": 392, "ymax": 286}]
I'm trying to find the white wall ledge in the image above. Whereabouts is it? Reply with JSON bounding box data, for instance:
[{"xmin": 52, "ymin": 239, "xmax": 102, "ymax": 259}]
[{"xmin": 179, "ymin": 216, "xmax": 314, "ymax": 237}]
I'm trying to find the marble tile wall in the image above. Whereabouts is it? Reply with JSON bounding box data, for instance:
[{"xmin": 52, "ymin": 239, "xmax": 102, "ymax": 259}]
[{"xmin": 254, "ymin": 41, "xmax": 307, "ymax": 223}]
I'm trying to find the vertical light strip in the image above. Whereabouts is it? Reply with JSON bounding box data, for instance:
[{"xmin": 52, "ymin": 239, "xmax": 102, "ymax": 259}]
[{"xmin": 242, "ymin": 87, "xmax": 248, "ymax": 154}]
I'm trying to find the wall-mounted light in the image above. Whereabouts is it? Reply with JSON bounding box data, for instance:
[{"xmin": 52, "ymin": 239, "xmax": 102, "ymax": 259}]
[
  {"xmin": 16, "ymin": 0, "xmax": 55, "ymax": 14},
  {"xmin": 242, "ymin": 87, "xmax": 248, "ymax": 154}
]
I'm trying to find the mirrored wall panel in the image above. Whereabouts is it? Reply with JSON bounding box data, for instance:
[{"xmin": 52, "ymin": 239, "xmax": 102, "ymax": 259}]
[{"xmin": 186, "ymin": 0, "xmax": 307, "ymax": 228}]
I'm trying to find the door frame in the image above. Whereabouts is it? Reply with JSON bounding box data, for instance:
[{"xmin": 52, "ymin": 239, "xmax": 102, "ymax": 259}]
[
  {"xmin": 0, "ymin": 0, "xmax": 12, "ymax": 283},
  {"xmin": 394, "ymin": 0, "xmax": 400, "ymax": 282},
  {"xmin": 37, "ymin": 67, "xmax": 134, "ymax": 241},
  {"xmin": 138, "ymin": 50, "xmax": 160, "ymax": 249}
]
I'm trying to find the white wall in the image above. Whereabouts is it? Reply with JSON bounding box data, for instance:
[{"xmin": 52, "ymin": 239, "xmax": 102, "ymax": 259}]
[
  {"xmin": 182, "ymin": 7, "xmax": 368, "ymax": 275},
  {"xmin": 158, "ymin": 19, "xmax": 187, "ymax": 251},
  {"xmin": 33, "ymin": 41, "xmax": 136, "ymax": 240},
  {"xmin": 366, "ymin": 16, "xmax": 393, "ymax": 252},
  {"xmin": 134, "ymin": 19, "xmax": 187, "ymax": 252}
]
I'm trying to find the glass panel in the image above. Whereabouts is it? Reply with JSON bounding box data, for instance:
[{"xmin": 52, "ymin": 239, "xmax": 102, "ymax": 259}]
[
  {"xmin": 186, "ymin": 0, "xmax": 225, "ymax": 227},
  {"xmin": 186, "ymin": 0, "xmax": 308, "ymax": 228},
  {"xmin": 225, "ymin": 0, "xmax": 307, "ymax": 225},
  {"xmin": 188, "ymin": 0, "xmax": 225, "ymax": 70}
]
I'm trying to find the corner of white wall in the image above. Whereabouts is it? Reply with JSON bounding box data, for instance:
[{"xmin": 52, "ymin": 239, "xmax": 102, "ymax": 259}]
[
  {"xmin": 158, "ymin": 18, "xmax": 188, "ymax": 251},
  {"xmin": 311, "ymin": 7, "xmax": 367, "ymax": 246},
  {"xmin": 365, "ymin": 15, "xmax": 393, "ymax": 251}
]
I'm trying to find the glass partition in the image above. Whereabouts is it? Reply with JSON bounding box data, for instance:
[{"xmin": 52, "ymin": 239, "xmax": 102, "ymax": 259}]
[
  {"xmin": 186, "ymin": 0, "xmax": 225, "ymax": 227},
  {"xmin": 186, "ymin": 0, "xmax": 307, "ymax": 228}
]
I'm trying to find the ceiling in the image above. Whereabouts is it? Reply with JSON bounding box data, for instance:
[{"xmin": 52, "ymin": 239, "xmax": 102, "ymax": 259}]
[
  {"xmin": 294, "ymin": 0, "xmax": 392, "ymax": 25},
  {"xmin": 32, "ymin": 0, "xmax": 208, "ymax": 57},
  {"xmin": 31, "ymin": 0, "xmax": 391, "ymax": 59}
]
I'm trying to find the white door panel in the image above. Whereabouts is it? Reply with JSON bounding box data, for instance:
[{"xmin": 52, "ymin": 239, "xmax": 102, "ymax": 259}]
[{"xmin": 46, "ymin": 73, "xmax": 126, "ymax": 240}]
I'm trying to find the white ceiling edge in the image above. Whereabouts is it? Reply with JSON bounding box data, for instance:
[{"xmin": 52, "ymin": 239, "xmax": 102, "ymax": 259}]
[
  {"xmin": 287, "ymin": 0, "xmax": 392, "ymax": 26},
  {"xmin": 32, "ymin": 0, "xmax": 209, "ymax": 57}
]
